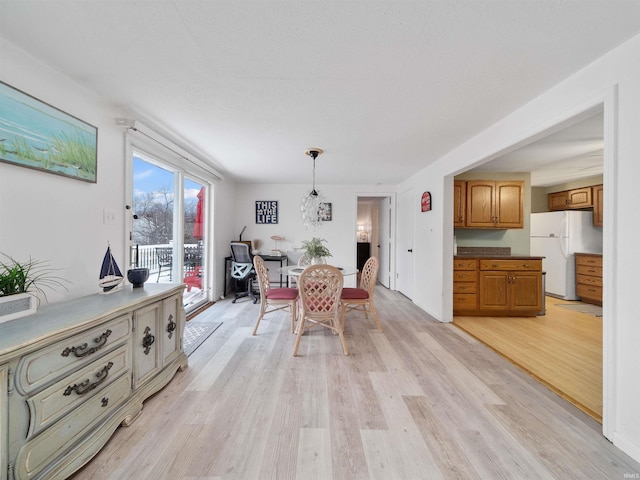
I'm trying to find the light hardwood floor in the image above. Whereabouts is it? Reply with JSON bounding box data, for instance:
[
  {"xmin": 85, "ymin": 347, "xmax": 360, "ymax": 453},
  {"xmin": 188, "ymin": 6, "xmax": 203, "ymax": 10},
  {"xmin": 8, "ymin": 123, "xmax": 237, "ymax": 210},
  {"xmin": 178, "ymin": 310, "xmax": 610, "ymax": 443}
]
[
  {"xmin": 454, "ymin": 297, "xmax": 603, "ymax": 422},
  {"xmin": 71, "ymin": 287, "xmax": 639, "ymax": 479}
]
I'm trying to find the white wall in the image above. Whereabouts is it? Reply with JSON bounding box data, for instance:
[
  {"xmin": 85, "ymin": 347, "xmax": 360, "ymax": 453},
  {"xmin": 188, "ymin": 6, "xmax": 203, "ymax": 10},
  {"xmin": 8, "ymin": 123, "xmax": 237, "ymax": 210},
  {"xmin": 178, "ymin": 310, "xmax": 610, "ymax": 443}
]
[
  {"xmin": 212, "ymin": 177, "xmax": 237, "ymax": 299},
  {"xmin": 233, "ymin": 184, "xmax": 396, "ymax": 288},
  {"xmin": 399, "ymin": 33, "xmax": 640, "ymax": 462},
  {"xmin": 0, "ymin": 40, "xmax": 128, "ymax": 303},
  {"xmin": 0, "ymin": 39, "xmax": 238, "ymax": 305}
]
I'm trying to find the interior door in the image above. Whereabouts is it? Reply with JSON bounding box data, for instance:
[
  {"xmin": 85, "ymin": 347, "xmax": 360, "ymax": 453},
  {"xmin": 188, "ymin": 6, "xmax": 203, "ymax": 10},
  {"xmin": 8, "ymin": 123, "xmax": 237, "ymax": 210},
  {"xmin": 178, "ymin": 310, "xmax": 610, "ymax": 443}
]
[
  {"xmin": 397, "ymin": 188, "xmax": 414, "ymax": 299},
  {"xmin": 377, "ymin": 197, "xmax": 391, "ymax": 288}
]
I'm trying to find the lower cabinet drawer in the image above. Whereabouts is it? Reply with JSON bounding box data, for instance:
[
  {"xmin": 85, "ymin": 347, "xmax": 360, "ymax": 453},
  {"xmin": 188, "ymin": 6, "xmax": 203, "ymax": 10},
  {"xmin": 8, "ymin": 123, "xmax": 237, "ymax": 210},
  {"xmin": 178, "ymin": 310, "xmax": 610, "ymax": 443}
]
[
  {"xmin": 454, "ymin": 293, "xmax": 477, "ymax": 309},
  {"xmin": 479, "ymin": 259, "xmax": 542, "ymax": 271},
  {"xmin": 453, "ymin": 282, "xmax": 477, "ymax": 294},
  {"xmin": 576, "ymin": 284, "xmax": 603, "ymax": 301},
  {"xmin": 15, "ymin": 373, "xmax": 131, "ymax": 480},
  {"xmin": 27, "ymin": 343, "xmax": 130, "ymax": 437},
  {"xmin": 454, "ymin": 270, "xmax": 477, "ymax": 282},
  {"xmin": 576, "ymin": 274, "xmax": 603, "ymax": 288},
  {"xmin": 576, "ymin": 264, "xmax": 602, "ymax": 278},
  {"xmin": 575, "ymin": 255, "xmax": 602, "ymax": 268}
]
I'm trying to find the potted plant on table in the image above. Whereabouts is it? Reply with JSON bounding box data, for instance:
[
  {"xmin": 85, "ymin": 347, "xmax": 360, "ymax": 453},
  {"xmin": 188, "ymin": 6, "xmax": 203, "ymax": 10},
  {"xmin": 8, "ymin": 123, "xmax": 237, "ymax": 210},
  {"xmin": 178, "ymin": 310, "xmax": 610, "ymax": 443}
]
[
  {"xmin": 301, "ymin": 237, "xmax": 332, "ymax": 264},
  {"xmin": 0, "ymin": 253, "xmax": 68, "ymax": 323}
]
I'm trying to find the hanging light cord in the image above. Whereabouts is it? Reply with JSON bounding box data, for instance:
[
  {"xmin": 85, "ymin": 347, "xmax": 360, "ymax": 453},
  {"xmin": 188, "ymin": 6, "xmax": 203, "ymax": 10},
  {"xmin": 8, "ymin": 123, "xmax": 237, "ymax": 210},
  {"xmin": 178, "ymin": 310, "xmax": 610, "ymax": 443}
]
[{"xmin": 311, "ymin": 153, "xmax": 318, "ymax": 196}]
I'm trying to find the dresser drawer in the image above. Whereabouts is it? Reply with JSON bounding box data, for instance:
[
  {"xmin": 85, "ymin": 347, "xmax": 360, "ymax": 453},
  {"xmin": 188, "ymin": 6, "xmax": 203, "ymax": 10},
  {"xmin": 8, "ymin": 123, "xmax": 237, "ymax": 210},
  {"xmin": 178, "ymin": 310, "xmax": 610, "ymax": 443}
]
[
  {"xmin": 454, "ymin": 270, "xmax": 477, "ymax": 282},
  {"xmin": 453, "ymin": 282, "xmax": 477, "ymax": 294},
  {"xmin": 15, "ymin": 373, "xmax": 131, "ymax": 480},
  {"xmin": 479, "ymin": 259, "xmax": 542, "ymax": 271},
  {"xmin": 26, "ymin": 343, "xmax": 131, "ymax": 437},
  {"xmin": 15, "ymin": 314, "xmax": 131, "ymax": 395}
]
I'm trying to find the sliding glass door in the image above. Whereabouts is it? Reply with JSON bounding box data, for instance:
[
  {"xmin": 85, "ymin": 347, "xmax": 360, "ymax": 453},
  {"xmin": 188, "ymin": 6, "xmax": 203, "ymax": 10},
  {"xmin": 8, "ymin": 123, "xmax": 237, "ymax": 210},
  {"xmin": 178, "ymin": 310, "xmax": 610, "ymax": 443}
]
[
  {"xmin": 131, "ymin": 152, "xmax": 209, "ymax": 313},
  {"xmin": 182, "ymin": 177, "xmax": 207, "ymax": 310}
]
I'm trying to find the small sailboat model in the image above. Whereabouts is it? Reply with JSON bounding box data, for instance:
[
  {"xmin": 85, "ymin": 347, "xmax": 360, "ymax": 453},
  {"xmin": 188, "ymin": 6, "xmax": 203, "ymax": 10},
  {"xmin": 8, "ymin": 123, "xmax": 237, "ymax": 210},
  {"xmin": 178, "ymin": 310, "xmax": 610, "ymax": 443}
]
[{"xmin": 99, "ymin": 245, "xmax": 124, "ymax": 293}]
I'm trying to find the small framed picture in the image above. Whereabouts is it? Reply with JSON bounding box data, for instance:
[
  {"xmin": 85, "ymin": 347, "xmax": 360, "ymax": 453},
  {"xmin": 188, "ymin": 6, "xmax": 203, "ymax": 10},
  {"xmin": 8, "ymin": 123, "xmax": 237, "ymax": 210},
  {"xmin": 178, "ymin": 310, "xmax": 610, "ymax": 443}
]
[
  {"xmin": 256, "ymin": 200, "xmax": 278, "ymax": 224},
  {"xmin": 320, "ymin": 202, "xmax": 332, "ymax": 221}
]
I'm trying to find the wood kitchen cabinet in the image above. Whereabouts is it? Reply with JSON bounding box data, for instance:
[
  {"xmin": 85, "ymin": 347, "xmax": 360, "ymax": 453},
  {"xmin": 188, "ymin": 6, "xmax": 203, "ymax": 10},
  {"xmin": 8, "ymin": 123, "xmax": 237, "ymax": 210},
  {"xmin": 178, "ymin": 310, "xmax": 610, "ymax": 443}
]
[
  {"xmin": 575, "ymin": 253, "xmax": 602, "ymax": 305},
  {"xmin": 453, "ymin": 258, "xmax": 478, "ymax": 312},
  {"xmin": 478, "ymin": 259, "xmax": 542, "ymax": 314},
  {"xmin": 593, "ymin": 184, "xmax": 603, "ymax": 226},
  {"xmin": 453, "ymin": 180, "xmax": 467, "ymax": 227},
  {"xmin": 548, "ymin": 190, "xmax": 569, "ymax": 210},
  {"xmin": 453, "ymin": 256, "xmax": 542, "ymax": 316},
  {"xmin": 548, "ymin": 187, "xmax": 593, "ymax": 211},
  {"xmin": 465, "ymin": 180, "xmax": 524, "ymax": 228}
]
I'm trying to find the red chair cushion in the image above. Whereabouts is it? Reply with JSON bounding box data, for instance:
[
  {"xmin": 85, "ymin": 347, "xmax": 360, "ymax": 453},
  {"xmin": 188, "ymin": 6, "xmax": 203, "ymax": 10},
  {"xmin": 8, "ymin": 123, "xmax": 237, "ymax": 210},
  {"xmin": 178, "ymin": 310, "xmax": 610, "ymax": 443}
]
[
  {"xmin": 266, "ymin": 288, "xmax": 298, "ymax": 300},
  {"xmin": 341, "ymin": 288, "xmax": 369, "ymax": 300}
]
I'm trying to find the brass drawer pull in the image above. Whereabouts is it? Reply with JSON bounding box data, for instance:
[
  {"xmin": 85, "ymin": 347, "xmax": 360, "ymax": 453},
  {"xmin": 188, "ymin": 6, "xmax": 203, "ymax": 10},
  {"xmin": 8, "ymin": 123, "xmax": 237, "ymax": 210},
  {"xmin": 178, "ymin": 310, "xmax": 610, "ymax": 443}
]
[
  {"xmin": 64, "ymin": 362, "xmax": 113, "ymax": 396},
  {"xmin": 61, "ymin": 329, "xmax": 112, "ymax": 357}
]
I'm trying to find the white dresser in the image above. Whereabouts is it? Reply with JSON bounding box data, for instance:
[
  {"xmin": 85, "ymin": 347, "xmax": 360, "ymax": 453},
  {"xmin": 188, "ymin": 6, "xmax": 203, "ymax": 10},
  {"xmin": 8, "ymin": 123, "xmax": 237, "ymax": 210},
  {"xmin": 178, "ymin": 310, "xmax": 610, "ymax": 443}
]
[{"xmin": 0, "ymin": 284, "xmax": 187, "ymax": 480}]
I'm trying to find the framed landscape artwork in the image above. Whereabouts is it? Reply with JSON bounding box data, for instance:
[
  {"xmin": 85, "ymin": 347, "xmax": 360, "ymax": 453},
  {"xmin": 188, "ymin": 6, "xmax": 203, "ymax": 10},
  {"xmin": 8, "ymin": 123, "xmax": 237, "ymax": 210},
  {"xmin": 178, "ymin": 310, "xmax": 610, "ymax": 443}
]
[{"xmin": 0, "ymin": 81, "xmax": 98, "ymax": 183}]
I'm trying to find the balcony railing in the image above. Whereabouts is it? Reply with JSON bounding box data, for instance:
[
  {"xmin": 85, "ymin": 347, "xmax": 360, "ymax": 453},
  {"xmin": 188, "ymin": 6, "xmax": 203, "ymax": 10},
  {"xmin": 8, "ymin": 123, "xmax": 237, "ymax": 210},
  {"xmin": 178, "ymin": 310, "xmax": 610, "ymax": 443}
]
[
  {"xmin": 131, "ymin": 244, "xmax": 203, "ymax": 289},
  {"xmin": 131, "ymin": 244, "xmax": 203, "ymax": 271}
]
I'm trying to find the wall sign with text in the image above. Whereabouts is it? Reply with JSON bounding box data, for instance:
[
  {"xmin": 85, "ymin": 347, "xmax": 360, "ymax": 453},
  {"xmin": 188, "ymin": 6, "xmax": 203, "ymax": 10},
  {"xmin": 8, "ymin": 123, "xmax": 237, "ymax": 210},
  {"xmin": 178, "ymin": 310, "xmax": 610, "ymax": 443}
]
[{"xmin": 256, "ymin": 200, "xmax": 279, "ymax": 224}]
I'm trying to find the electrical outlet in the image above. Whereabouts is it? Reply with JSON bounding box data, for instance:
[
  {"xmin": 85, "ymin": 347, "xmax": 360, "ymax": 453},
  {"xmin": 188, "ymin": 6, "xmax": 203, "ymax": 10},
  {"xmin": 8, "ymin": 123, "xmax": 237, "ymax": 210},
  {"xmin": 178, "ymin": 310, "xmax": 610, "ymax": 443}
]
[{"xmin": 103, "ymin": 209, "xmax": 116, "ymax": 225}]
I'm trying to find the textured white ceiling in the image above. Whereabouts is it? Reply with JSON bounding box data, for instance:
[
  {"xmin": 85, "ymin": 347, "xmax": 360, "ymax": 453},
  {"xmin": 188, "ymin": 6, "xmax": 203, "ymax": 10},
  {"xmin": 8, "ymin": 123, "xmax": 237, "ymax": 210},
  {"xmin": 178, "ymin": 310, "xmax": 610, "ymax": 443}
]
[
  {"xmin": 1, "ymin": 1, "xmax": 638, "ymax": 185},
  {"xmin": 471, "ymin": 109, "xmax": 605, "ymax": 186}
]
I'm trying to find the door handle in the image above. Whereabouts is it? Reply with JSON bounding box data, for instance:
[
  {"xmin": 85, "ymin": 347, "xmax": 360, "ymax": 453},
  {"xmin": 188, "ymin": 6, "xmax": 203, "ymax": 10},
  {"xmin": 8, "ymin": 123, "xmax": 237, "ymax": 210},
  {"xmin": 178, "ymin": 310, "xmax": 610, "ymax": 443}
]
[{"xmin": 407, "ymin": 249, "xmax": 413, "ymax": 253}]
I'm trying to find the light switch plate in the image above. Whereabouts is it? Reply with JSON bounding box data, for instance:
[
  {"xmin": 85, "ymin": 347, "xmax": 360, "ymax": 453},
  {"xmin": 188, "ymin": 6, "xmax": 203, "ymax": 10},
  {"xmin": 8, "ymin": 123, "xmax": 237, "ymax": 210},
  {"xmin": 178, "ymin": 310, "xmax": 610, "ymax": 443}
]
[{"xmin": 103, "ymin": 209, "xmax": 116, "ymax": 225}]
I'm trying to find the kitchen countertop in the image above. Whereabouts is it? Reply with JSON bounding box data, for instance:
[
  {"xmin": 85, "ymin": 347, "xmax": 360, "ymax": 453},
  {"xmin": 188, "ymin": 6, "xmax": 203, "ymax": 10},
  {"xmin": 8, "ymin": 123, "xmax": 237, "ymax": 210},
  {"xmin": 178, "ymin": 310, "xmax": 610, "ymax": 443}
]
[
  {"xmin": 454, "ymin": 246, "xmax": 543, "ymax": 260},
  {"xmin": 454, "ymin": 254, "xmax": 544, "ymax": 260}
]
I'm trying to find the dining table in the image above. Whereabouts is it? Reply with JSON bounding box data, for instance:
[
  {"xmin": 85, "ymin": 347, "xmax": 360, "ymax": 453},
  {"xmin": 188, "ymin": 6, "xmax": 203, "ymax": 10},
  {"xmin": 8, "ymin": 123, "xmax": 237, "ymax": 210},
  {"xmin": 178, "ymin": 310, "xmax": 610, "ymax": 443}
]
[{"xmin": 278, "ymin": 264, "xmax": 358, "ymax": 287}]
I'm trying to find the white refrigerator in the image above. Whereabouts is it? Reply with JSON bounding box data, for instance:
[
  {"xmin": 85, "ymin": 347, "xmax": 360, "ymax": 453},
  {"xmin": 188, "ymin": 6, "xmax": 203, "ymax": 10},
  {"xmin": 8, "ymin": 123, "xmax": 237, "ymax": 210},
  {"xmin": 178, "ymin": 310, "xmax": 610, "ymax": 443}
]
[{"xmin": 530, "ymin": 211, "xmax": 602, "ymax": 300}]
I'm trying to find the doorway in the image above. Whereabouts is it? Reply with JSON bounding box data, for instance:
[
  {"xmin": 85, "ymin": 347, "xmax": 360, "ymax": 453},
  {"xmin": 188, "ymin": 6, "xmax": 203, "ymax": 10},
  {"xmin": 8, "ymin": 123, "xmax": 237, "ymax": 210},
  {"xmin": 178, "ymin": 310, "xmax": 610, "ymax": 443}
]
[
  {"xmin": 131, "ymin": 152, "xmax": 210, "ymax": 314},
  {"xmin": 451, "ymin": 104, "xmax": 608, "ymax": 426},
  {"xmin": 396, "ymin": 188, "xmax": 414, "ymax": 299},
  {"xmin": 356, "ymin": 194, "xmax": 394, "ymax": 290}
]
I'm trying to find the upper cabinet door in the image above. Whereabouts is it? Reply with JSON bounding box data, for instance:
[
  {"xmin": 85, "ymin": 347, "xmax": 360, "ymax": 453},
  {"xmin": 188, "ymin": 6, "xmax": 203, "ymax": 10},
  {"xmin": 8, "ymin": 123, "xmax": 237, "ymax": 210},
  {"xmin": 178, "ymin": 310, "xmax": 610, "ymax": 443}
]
[
  {"xmin": 495, "ymin": 181, "xmax": 524, "ymax": 228},
  {"xmin": 548, "ymin": 191, "xmax": 569, "ymax": 211},
  {"xmin": 548, "ymin": 186, "xmax": 594, "ymax": 211},
  {"xmin": 453, "ymin": 180, "xmax": 467, "ymax": 227},
  {"xmin": 465, "ymin": 180, "xmax": 524, "ymax": 228},
  {"xmin": 466, "ymin": 181, "xmax": 496, "ymax": 228},
  {"xmin": 567, "ymin": 187, "xmax": 593, "ymax": 208},
  {"xmin": 593, "ymin": 185, "xmax": 604, "ymax": 226}
]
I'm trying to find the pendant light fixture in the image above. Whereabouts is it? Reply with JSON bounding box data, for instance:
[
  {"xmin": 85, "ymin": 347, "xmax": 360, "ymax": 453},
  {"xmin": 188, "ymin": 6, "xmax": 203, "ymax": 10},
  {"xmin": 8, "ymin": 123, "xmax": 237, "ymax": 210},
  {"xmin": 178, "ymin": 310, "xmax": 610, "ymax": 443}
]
[{"xmin": 301, "ymin": 148, "xmax": 327, "ymax": 230}]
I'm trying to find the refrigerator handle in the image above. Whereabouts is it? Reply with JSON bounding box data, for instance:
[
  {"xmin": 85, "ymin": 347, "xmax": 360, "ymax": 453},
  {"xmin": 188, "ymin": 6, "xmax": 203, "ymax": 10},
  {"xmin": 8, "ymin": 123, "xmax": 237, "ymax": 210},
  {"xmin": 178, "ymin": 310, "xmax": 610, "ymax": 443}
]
[{"xmin": 560, "ymin": 218, "xmax": 569, "ymax": 258}]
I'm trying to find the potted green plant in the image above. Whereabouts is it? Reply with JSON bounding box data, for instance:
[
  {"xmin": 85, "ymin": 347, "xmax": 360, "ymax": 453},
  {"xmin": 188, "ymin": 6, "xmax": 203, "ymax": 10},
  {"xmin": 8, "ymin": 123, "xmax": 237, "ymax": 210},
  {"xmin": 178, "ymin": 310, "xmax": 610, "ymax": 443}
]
[
  {"xmin": 301, "ymin": 237, "xmax": 332, "ymax": 264},
  {"xmin": 0, "ymin": 253, "xmax": 68, "ymax": 323}
]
